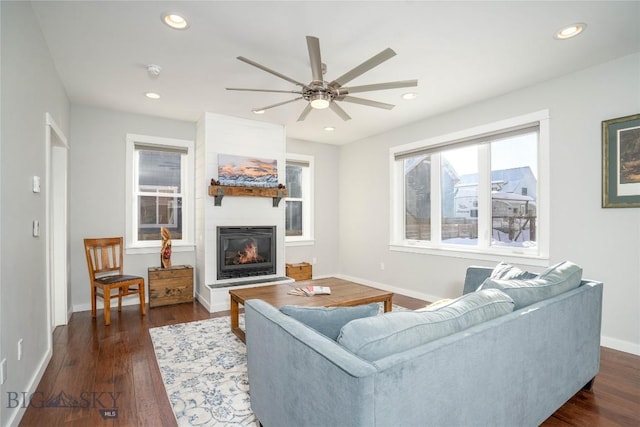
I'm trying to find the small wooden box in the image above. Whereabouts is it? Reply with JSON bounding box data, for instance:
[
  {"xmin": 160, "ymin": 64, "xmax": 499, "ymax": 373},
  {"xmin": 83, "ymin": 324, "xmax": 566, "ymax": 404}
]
[
  {"xmin": 148, "ymin": 265, "xmax": 194, "ymax": 308},
  {"xmin": 286, "ymin": 262, "xmax": 312, "ymax": 281}
]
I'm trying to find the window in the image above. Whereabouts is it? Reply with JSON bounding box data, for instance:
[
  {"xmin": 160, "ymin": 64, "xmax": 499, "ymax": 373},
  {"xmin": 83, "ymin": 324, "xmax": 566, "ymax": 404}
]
[
  {"xmin": 285, "ymin": 154, "xmax": 314, "ymax": 244},
  {"xmin": 390, "ymin": 111, "xmax": 549, "ymax": 261},
  {"xmin": 126, "ymin": 134, "xmax": 194, "ymax": 252}
]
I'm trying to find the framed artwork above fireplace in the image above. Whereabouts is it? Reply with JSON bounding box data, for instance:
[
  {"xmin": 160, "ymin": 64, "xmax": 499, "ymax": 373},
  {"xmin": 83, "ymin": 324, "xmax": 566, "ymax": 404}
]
[{"xmin": 217, "ymin": 154, "xmax": 278, "ymax": 188}]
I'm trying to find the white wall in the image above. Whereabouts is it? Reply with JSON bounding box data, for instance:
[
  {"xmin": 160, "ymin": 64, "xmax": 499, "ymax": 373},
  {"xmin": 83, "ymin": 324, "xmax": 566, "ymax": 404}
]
[
  {"xmin": 285, "ymin": 138, "xmax": 340, "ymax": 278},
  {"xmin": 338, "ymin": 53, "xmax": 640, "ymax": 354},
  {"xmin": 0, "ymin": 2, "xmax": 70, "ymax": 425},
  {"xmin": 69, "ymin": 105, "xmax": 196, "ymax": 311}
]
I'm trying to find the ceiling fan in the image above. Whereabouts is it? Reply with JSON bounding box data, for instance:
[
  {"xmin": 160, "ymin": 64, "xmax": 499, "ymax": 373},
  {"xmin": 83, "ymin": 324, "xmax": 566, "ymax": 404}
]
[{"xmin": 226, "ymin": 36, "xmax": 418, "ymax": 122}]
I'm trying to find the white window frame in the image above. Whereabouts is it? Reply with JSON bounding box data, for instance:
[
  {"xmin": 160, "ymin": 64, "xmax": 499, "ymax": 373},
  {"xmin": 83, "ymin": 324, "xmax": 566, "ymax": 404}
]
[
  {"xmin": 125, "ymin": 134, "xmax": 195, "ymax": 254},
  {"xmin": 285, "ymin": 153, "xmax": 314, "ymax": 246},
  {"xmin": 389, "ymin": 110, "xmax": 550, "ymax": 266}
]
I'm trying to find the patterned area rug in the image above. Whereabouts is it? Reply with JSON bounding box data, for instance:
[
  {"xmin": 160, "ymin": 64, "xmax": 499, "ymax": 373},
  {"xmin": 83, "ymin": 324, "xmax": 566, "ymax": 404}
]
[
  {"xmin": 150, "ymin": 315, "xmax": 256, "ymax": 427},
  {"xmin": 150, "ymin": 304, "xmax": 408, "ymax": 426}
]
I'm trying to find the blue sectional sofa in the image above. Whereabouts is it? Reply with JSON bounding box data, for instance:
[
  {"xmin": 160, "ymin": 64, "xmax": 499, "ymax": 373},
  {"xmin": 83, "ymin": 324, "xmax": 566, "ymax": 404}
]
[{"xmin": 245, "ymin": 263, "xmax": 603, "ymax": 427}]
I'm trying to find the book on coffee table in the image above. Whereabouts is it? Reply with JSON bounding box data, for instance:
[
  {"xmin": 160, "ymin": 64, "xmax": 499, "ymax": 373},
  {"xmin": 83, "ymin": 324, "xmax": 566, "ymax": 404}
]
[
  {"xmin": 304, "ymin": 286, "xmax": 331, "ymax": 296},
  {"xmin": 287, "ymin": 286, "xmax": 331, "ymax": 296}
]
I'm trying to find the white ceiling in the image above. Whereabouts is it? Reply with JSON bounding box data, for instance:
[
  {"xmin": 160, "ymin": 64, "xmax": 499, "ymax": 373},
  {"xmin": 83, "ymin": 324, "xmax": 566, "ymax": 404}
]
[{"xmin": 31, "ymin": 1, "xmax": 640, "ymax": 145}]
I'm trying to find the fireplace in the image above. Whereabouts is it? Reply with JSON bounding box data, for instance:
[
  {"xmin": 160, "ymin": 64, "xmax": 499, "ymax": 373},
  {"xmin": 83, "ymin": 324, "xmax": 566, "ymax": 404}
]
[{"xmin": 217, "ymin": 226, "xmax": 276, "ymax": 280}]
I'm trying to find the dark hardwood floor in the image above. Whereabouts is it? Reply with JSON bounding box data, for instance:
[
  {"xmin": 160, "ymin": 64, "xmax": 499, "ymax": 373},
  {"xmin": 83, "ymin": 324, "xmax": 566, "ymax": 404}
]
[{"xmin": 19, "ymin": 294, "xmax": 640, "ymax": 426}]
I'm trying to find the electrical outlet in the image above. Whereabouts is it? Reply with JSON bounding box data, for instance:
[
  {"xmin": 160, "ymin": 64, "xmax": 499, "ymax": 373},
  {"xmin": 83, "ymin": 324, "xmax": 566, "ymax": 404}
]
[
  {"xmin": 0, "ymin": 358, "xmax": 6, "ymax": 384},
  {"xmin": 18, "ymin": 339, "xmax": 23, "ymax": 361},
  {"xmin": 312, "ymin": 257, "xmax": 317, "ymax": 265},
  {"xmin": 380, "ymin": 262, "xmax": 385, "ymax": 270}
]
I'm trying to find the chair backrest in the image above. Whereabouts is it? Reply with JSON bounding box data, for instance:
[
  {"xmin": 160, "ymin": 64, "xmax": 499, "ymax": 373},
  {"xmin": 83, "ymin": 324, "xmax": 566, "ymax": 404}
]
[{"xmin": 84, "ymin": 237, "xmax": 125, "ymax": 280}]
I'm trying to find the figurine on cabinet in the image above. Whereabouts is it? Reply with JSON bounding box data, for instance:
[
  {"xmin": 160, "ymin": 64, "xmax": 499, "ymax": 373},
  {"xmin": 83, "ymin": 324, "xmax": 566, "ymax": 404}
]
[{"xmin": 160, "ymin": 227, "xmax": 172, "ymax": 268}]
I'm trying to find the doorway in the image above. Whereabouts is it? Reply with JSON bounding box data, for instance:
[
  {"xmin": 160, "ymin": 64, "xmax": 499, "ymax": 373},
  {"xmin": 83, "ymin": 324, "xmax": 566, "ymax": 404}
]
[{"xmin": 46, "ymin": 113, "xmax": 69, "ymax": 330}]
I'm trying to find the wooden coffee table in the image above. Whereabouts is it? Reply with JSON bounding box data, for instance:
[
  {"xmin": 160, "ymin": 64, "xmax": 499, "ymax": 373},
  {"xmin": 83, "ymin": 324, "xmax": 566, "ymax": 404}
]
[{"xmin": 229, "ymin": 277, "xmax": 394, "ymax": 343}]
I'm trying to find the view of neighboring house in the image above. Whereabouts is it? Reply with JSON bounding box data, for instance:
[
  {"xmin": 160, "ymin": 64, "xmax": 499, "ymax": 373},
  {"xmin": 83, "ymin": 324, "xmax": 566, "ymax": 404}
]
[{"xmin": 406, "ymin": 160, "xmax": 538, "ymax": 245}]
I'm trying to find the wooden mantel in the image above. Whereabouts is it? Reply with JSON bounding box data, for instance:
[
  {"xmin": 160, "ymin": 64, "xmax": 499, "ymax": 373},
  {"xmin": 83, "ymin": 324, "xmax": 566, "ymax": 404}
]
[{"xmin": 208, "ymin": 185, "xmax": 287, "ymax": 207}]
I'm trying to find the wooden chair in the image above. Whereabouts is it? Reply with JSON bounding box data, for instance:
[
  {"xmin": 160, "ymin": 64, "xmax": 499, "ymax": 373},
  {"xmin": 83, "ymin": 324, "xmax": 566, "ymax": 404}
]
[{"xmin": 83, "ymin": 237, "xmax": 146, "ymax": 325}]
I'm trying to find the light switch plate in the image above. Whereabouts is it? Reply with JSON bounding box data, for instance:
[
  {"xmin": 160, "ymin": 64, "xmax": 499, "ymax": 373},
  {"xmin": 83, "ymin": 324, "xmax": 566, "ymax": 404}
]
[
  {"xmin": 32, "ymin": 176, "xmax": 41, "ymax": 193},
  {"xmin": 0, "ymin": 358, "xmax": 6, "ymax": 384}
]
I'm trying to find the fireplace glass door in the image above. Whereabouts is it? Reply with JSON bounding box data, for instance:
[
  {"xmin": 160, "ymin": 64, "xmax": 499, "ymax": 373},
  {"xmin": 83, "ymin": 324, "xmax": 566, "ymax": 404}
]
[{"xmin": 217, "ymin": 226, "xmax": 276, "ymax": 279}]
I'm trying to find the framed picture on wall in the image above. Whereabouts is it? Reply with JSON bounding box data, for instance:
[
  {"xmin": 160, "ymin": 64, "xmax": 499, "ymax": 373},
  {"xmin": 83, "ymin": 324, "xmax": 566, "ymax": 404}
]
[
  {"xmin": 602, "ymin": 113, "xmax": 640, "ymax": 208},
  {"xmin": 217, "ymin": 154, "xmax": 278, "ymax": 188}
]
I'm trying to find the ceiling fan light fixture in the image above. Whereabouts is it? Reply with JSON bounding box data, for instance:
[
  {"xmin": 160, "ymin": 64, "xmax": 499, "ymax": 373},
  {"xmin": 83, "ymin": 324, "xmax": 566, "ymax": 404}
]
[
  {"xmin": 252, "ymin": 109, "xmax": 265, "ymax": 114},
  {"xmin": 145, "ymin": 91, "xmax": 161, "ymax": 99},
  {"xmin": 310, "ymin": 93, "xmax": 330, "ymax": 109},
  {"xmin": 324, "ymin": 126, "xmax": 335, "ymax": 132},
  {"xmin": 162, "ymin": 13, "xmax": 189, "ymax": 30},
  {"xmin": 402, "ymin": 92, "xmax": 418, "ymax": 100}
]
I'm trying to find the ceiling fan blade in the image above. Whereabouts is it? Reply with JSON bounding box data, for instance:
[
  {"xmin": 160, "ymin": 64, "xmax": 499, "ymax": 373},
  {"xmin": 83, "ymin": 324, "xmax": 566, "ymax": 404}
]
[
  {"xmin": 341, "ymin": 79, "xmax": 418, "ymax": 94},
  {"xmin": 330, "ymin": 48, "xmax": 396, "ymax": 88},
  {"xmin": 329, "ymin": 102, "xmax": 352, "ymax": 121},
  {"xmin": 226, "ymin": 88, "xmax": 303, "ymax": 94},
  {"xmin": 340, "ymin": 96, "xmax": 395, "ymax": 110},
  {"xmin": 306, "ymin": 36, "xmax": 324, "ymax": 84},
  {"xmin": 255, "ymin": 97, "xmax": 304, "ymax": 112},
  {"xmin": 237, "ymin": 56, "xmax": 306, "ymax": 87},
  {"xmin": 297, "ymin": 104, "xmax": 313, "ymax": 122}
]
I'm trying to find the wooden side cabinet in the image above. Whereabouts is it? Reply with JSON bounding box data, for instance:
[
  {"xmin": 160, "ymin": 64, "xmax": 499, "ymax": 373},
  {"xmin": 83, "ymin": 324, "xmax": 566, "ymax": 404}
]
[{"xmin": 148, "ymin": 265, "xmax": 194, "ymax": 308}]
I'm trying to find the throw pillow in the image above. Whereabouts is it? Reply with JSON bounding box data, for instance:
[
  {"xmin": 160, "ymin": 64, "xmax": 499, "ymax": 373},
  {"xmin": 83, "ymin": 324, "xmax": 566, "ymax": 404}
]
[
  {"xmin": 337, "ymin": 289, "xmax": 514, "ymax": 361},
  {"xmin": 478, "ymin": 260, "xmax": 583, "ymax": 310},
  {"xmin": 279, "ymin": 303, "xmax": 379, "ymax": 340}
]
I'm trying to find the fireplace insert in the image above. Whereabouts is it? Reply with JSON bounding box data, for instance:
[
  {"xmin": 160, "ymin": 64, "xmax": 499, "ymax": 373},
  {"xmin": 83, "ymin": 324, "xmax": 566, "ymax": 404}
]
[{"xmin": 217, "ymin": 226, "xmax": 276, "ymax": 279}]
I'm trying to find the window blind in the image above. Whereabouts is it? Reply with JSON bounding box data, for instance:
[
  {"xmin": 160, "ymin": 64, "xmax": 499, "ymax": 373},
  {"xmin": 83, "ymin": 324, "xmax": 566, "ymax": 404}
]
[
  {"xmin": 394, "ymin": 123, "xmax": 539, "ymax": 161},
  {"xmin": 135, "ymin": 142, "xmax": 188, "ymax": 155}
]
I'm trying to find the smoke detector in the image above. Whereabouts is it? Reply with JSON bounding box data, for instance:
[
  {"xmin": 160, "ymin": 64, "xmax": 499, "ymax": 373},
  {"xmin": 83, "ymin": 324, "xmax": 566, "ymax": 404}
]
[{"xmin": 147, "ymin": 64, "xmax": 162, "ymax": 78}]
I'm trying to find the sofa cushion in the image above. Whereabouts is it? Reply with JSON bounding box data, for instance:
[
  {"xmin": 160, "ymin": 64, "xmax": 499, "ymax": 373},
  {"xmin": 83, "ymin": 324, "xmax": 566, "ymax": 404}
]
[
  {"xmin": 417, "ymin": 298, "xmax": 453, "ymax": 311},
  {"xmin": 479, "ymin": 260, "xmax": 583, "ymax": 310},
  {"xmin": 490, "ymin": 261, "xmax": 538, "ymax": 280},
  {"xmin": 337, "ymin": 289, "xmax": 514, "ymax": 361},
  {"xmin": 279, "ymin": 303, "xmax": 379, "ymax": 340}
]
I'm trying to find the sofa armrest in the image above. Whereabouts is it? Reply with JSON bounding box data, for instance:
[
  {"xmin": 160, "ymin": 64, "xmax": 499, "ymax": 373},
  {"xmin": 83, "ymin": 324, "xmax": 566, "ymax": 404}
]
[
  {"xmin": 245, "ymin": 299, "xmax": 377, "ymax": 427},
  {"xmin": 463, "ymin": 266, "xmax": 493, "ymax": 294}
]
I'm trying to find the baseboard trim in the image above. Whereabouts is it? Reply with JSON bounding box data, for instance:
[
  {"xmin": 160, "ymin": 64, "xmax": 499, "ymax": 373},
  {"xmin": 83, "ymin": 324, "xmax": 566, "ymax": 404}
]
[
  {"xmin": 601, "ymin": 336, "xmax": 640, "ymax": 356},
  {"xmin": 7, "ymin": 346, "xmax": 53, "ymax": 427},
  {"xmin": 72, "ymin": 295, "xmax": 148, "ymax": 313},
  {"xmin": 195, "ymin": 289, "xmax": 212, "ymax": 312}
]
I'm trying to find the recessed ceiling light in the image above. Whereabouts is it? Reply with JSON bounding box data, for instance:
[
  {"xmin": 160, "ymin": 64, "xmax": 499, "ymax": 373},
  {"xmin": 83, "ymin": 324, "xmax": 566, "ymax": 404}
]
[
  {"xmin": 145, "ymin": 92, "xmax": 161, "ymax": 99},
  {"xmin": 402, "ymin": 92, "xmax": 418, "ymax": 100},
  {"xmin": 554, "ymin": 23, "xmax": 586, "ymax": 40},
  {"xmin": 324, "ymin": 126, "xmax": 335, "ymax": 132},
  {"xmin": 162, "ymin": 13, "xmax": 189, "ymax": 30},
  {"xmin": 252, "ymin": 109, "xmax": 265, "ymax": 114}
]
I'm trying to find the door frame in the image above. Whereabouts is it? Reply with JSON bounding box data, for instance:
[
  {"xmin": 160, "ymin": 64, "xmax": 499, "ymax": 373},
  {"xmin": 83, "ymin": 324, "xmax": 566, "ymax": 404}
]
[{"xmin": 45, "ymin": 112, "xmax": 69, "ymax": 331}]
